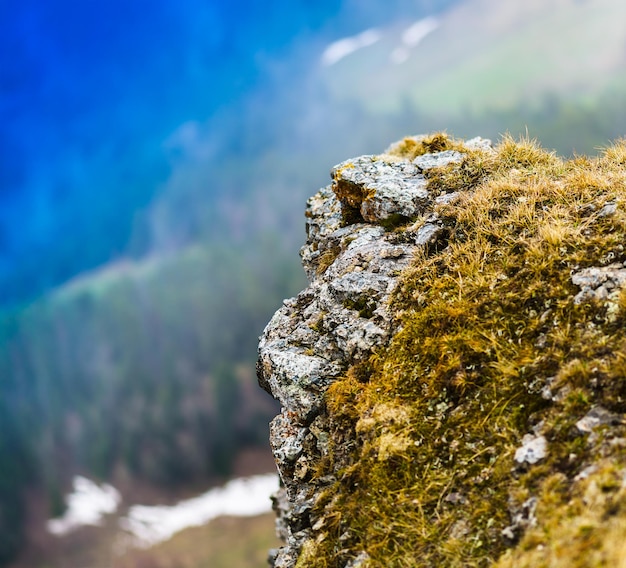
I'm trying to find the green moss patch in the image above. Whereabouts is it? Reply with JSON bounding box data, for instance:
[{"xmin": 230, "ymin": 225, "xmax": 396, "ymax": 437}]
[{"xmin": 302, "ymin": 135, "xmax": 626, "ymax": 567}]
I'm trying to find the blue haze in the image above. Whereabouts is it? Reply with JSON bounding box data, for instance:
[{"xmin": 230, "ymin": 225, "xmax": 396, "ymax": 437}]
[
  {"xmin": 0, "ymin": 0, "xmax": 457, "ymax": 307},
  {"xmin": 0, "ymin": 0, "xmax": 344, "ymax": 305}
]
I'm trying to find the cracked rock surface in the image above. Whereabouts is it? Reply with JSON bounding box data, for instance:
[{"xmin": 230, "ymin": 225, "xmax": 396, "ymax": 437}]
[{"xmin": 257, "ymin": 138, "xmax": 489, "ymax": 567}]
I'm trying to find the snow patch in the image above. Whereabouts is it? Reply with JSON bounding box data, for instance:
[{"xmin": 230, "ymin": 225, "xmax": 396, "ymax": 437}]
[
  {"xmin": 119, "ymin": 473, "xmax": 279, "ymax": 548},
  {"xmin": 391, "ymin": 17, "xmax": 439, "ymax": 64},
  {"xmin": 402, "ymin": 17, "xmax": 439, "ymax": 47},
  {"xmin": 47, "ymin": 476, "xmax": 121, "ymax": 536},
  {"xmin": 322, "ymin": 29, "xmax": 382, "ymax": 66}
]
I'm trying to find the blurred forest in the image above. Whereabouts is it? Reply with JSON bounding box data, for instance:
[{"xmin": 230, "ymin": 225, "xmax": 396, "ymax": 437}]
[{"xmin": 1, "ymin": 0, "xmax": 626, "ymax": 565}]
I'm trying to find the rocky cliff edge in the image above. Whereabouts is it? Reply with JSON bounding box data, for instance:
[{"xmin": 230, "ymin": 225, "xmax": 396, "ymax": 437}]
[{"xmin": 258, "ymin": 133, "xmax": 626, "ymax": 567}]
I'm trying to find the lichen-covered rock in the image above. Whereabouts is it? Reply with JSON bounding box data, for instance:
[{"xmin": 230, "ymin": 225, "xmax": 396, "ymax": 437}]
[
  {"xmin": 331, "ymin": 155, "xmax": 428, "ymax": 223},
  {"xmin": 412, "ymin": 149, "xmax": 464, "ymax": 171},
  {"xmin": 258, "ymin": 135, "xmax": 478, "ymax": 567},
  {"xmin": 514, "ymin": 434, "xmax": 548, "ymax": 465},
  {"xmin": 258, "ymin": 133, "xmax": 626, "ymax": 567}
]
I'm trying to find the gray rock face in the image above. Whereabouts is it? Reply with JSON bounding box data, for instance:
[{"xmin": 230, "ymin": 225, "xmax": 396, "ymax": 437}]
[
  {"xmin": 257, "ymin": 136, "xmax": 492, "ymax": 568},
  {"xmin": 413, "ymin": 149, "xmax": 464, "ymax": 171},
  {"xmin": 331, "ymin": 155, "xmax": 428, "ymax": 223}
]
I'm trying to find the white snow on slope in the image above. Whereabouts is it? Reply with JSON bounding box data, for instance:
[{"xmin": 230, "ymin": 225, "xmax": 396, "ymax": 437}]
[
  {"xmin": 47, "ymin": 473, "xmax": 279, "ymax": 549},
  {"xmin": 119, "ymin": 473, "xmax": 279, "ymax": 548},
  {"xmin": 321, "ymin": 28, "xmax": 382, "ymax": 66},
  {"xmin": 391, "ymin": 17, "xmax": 440, "ymax": 64},
  {"xmin": 47, "ymin": 476, "xmax": 122, "ymax": 535}
]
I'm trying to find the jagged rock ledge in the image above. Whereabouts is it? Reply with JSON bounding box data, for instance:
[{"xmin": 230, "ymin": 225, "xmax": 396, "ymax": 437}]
[
  {"xmin": 258, "ymin": 133, "xmax": 626, "ymax": 567},
  {"xmin": 257, "ymin": 135, "xmax": 493, "ymax": 567}
]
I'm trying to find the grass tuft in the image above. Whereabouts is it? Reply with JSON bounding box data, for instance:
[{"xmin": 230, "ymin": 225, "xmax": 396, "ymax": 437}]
[{"xmin": 386, "ymin": 132, "xmax": 468, "ymax": 161}]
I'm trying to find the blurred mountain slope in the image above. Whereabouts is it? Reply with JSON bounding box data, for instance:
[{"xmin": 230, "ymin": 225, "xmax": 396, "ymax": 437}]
[{"xmin": 319, "ymin": 0, "xmax": 626, "ymax": 115}]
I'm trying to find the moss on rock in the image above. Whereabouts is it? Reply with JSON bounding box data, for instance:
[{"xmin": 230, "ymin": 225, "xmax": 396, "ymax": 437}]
[{"xmin": 300, "ymin": 134, "xmax": 626, "ymax": 567}]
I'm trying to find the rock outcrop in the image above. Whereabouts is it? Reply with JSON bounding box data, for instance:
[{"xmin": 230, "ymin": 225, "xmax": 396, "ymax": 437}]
[
  {"xmin": 258, "ymin": 133, "xmax": 626, "ymax": 567},
  {"xmin": 258, "ymin": 135, "xmax": 469, "ymax": 567}
]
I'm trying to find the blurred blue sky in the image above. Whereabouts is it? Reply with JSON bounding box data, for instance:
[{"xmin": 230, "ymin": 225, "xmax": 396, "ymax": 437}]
[
  {"xmin": 1, "ymin": 0, "xmax": 444, "ymax": 304},
  {"xmin": 0, "ymin": 0, "xmax": 340, "ymax": 299}
]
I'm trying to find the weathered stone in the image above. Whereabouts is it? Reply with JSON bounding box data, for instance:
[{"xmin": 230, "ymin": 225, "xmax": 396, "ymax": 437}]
[
  {"xmin": 571, "ymin": 262, "xmax": 626, "ymax": 304},
  {"xmin": 514, "ymin": 434, "xmax": 548, "ymax": 465},
  {"xmin": 502, "ymin": 497, "xmax": 538, "ymax": 541},
  {"xmin": 271, "ymin": 486, "xmax": 291, "ymax": 542},
  {"xmin": 576, "ymin": 406, "xmax": 622, "ymax": 433},
  {"xmin": 259, "ymin": 133, "xmax": 626, "ymax": 567},
  {"xmin": 464, "ymin": 136, "xmax": 494, "ymax": 152},
  {"xmin": 413, "ymin": 149, "xmax": 464, "ymax": 171},
  {"xmin": 270, "ymin": 412, "xmax": 308, "ymax": 464},
  {"xmin": 331, "ymin": 155, "xmax": 428, "ymax": 223},
  {"xmin": 435, "ymin": 191, "xmax": 460, "ymax": 205},
  {"xmin": 344, "ymin": 551, "xmax": 371, "ymax": 567},
  {"xmin": 598, "ymin": 201, "xmax": 617, "ymax": 217},
  {"xmin": 413, "ymin": 222, "xmax": 442, "ymax": 246}
]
